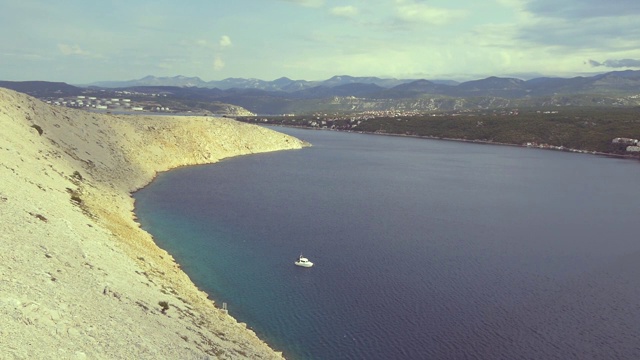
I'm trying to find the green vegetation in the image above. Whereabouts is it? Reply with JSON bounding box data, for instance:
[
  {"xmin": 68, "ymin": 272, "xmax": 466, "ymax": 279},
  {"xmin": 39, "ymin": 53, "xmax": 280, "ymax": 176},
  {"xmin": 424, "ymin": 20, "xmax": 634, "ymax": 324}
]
[
  {"xmin": 360, "ymin": 109, "xmax": 640, "ymax": 153},
  {"xmin": 240, "ymin": 107, "xmax": 640, "ymax": 155},
  {"xmin": 158, "ymin": 301, "xmax": 170, "ymax": 314}
]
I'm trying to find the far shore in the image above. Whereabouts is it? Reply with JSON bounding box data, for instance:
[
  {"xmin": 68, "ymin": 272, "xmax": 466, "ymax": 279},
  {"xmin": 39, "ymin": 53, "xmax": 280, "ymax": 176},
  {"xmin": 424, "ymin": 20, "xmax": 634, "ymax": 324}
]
[{"xmin": 266, "ymin": 124, "xmax": 640, "ymax": 161}]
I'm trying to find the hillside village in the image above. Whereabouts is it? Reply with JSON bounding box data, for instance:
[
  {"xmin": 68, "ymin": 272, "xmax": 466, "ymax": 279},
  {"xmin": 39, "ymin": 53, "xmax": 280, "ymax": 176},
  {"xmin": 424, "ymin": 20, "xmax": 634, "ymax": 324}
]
[
  {"xmin": 612, "ymin": 137, "xmax": 640, "ymax": 152},
  {"xmin": 31, "ymin": 87, "xmax": 254, "ymax": 116},
  {"xmin": 42, "ymin": 91, "xmax": 172, "ymax": 113}
]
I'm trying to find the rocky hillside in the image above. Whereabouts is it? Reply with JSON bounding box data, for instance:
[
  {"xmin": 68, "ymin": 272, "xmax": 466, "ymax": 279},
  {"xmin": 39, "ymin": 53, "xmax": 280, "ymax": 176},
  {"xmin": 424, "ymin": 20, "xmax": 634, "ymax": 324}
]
[{"xmin": 0, "ymin": 87, "xmax": 305, "ymax": 359}]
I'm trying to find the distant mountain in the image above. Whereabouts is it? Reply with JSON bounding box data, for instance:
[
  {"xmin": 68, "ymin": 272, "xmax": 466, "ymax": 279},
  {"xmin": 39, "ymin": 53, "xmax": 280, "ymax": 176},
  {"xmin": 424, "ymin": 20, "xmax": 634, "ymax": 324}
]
[
  {"xmin": 87, "ymin": 75, "xmax": 209, "ymax": 88},
  {"xmin": 87, "ymin": 75, "xmax": 420, "ymax": 91},
  {"xmin": 455, "ymin": 77, "xmax": 527, "ymax": 98},
  {"xmin": 430, "ymin": 80, "xmax": 460, "ymax": 86},
  {"xmin": 85, "ymin": 71, "xmax": 640, "ymax": 97},
  {"xmin": 5, "ymin": 70, "xmax": 640, "ymax": 115},
  {"xmin": 209, "ymin": 77, "xmax": 279, "ymax": 90},
  {"xmin": 590, "ymin": 70, "xmax": 640, "ymax": 92},
  {"xmin": 0, "ymin": 81, "xmax": 83, "ymax": 97},
  {"xmin": 320, "ymin": 75, "xmax": 410, "ymax": 88},
  {"xmin": 456, "ymin": 77, "xmax": 525, "ymax": 91},
  {"xmin": 293, "ymin": 83, "xmax": 386, "ymax": 99},
  {"xmin": 377, "ymin": 79, "xmax": 443, "ymax": 99}
]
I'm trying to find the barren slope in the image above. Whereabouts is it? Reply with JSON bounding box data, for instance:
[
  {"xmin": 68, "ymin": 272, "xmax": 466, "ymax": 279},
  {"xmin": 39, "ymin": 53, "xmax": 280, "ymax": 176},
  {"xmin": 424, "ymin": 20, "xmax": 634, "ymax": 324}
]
[{"xmin": 0, "ymin": 88, "xmax": 305, "ymax": 359}]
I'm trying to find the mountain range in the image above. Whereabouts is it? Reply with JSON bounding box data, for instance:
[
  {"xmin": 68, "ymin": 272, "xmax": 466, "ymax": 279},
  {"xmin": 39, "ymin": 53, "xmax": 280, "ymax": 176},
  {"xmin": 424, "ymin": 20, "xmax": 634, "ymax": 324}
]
[
  {"xmin": 84, "ymin": 71, "xmax": 640, "ymax": 97},
  {"xmin": 2, "ymin": 70, "xmax": 640, "ymax": 115},
  {"xmin": 85, "ymin": 74, "xmax": 459, "ymax": 91}
]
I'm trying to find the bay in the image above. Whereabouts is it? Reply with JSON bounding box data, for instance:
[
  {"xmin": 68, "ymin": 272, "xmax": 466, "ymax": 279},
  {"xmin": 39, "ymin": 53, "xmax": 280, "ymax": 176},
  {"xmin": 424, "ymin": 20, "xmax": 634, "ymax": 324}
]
[{"xmin": 134, "ymin": 127, "xmax": 640, "ymax": 359}]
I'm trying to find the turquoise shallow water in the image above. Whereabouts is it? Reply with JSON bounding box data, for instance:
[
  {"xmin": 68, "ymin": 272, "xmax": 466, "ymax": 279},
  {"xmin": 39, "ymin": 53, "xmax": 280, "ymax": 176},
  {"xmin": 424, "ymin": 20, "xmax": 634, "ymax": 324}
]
[{"xmin": 135, "ymin": 128, "xmax": 640, "ymax": 359}]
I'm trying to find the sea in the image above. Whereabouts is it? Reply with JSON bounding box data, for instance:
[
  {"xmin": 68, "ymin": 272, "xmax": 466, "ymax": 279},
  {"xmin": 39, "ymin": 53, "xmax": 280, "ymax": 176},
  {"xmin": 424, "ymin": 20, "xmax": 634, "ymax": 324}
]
[{"xmin": 134, "ymin": 127, "xmax": 640, "ymax": 360}]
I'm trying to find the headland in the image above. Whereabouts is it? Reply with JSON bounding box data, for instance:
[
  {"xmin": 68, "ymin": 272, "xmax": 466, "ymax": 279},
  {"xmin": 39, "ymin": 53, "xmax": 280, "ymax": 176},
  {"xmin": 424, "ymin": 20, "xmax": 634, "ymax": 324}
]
[{"xmin": 0, "ymin": 87, "xmax": 306, "ymax": 359}]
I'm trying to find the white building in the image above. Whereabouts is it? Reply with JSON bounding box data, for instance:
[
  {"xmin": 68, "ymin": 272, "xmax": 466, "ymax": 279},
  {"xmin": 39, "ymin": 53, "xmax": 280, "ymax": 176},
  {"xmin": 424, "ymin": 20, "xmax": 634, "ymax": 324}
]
[{"xmin": 613, "ymin": 137, "xmax": 638, "ymax": 145}]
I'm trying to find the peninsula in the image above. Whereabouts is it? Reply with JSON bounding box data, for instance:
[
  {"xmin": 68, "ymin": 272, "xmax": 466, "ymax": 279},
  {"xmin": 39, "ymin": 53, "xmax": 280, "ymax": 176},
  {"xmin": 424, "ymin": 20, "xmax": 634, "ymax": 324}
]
[{"xmin": 0, "ymin": 87, "xmax": 306, "ymax": 359}]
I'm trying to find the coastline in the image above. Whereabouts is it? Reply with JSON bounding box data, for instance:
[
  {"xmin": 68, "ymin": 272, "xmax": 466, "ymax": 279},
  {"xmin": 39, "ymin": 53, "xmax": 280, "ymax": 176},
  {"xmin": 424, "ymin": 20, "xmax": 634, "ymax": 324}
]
[
  {"xmin": 0, "ymin": 88, "xmax": 306, "ymax": 359},
  {"xmin": 268, "ymin": 124, "xmax": 639, "ymax": 160}
]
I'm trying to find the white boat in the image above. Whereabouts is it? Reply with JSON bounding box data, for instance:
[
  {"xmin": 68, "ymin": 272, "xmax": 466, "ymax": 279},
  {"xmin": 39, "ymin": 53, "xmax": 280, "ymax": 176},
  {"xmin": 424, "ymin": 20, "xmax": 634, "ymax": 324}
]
[{"xmin": 295, "ymin": 254, "xmax": 313, "ymax": 268}]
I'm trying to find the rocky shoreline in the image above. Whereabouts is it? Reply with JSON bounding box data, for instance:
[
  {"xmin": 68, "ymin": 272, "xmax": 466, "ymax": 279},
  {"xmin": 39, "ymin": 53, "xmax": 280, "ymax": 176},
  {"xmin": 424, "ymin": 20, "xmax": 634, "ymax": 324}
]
[{"xmin": 0, "ymin": 88, "xmax": 306, "ymax": 359}]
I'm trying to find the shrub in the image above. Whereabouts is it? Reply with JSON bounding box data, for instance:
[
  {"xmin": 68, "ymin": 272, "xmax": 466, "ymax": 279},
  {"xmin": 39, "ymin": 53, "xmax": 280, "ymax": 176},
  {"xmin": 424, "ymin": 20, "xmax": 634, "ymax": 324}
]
[{"xmin": 158, "ymin": 301, "xmax": 170, "ymax": 314}]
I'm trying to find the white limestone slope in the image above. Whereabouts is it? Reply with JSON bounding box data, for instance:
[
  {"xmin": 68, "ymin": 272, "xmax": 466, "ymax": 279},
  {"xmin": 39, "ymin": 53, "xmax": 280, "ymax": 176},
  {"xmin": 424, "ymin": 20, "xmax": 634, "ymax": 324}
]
[{"xmin": 0, "ymin": 88, "xmax": 306, "ymax": 359}]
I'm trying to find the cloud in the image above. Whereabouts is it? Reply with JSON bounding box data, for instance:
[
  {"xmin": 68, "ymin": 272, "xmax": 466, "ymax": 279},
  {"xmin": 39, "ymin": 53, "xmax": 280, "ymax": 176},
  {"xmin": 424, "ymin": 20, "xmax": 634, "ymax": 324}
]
[
  {"xmin": 514, "ymin": 15, "xmax": 640, "ymax": 52},
  {"xmin": 191, "ymin": 38, "xmax": 231, "ymax": 50},
  {"xmin": 524, "ymin": 0, "xmax": 640, "ymax": 19},
  {"xmin": 331, "ymin": 6, "xmax": 358, "ymax": 18},
  {"xmin": 196, "ymin": 39, "xmax": 209, "ymax": 47},
  {"xmin": 3, "ymin": 51, "xmax": 49, "ymax": 61},
  {"xmin": 57, "ymin": 43, "xmax": 90, "ymax": 56},
  {"xmin": 393, "ymin": 0, "xmax": 467, "ymax": 25},
  {"xmin": 588, "ymin": 59, "xmax": 640, "ymax": 68},
  {"xmin": 498, "ymin": 0, "xmax": 640, "ymax": 56},
  {"xmin": 213, "ymin": 56, "xmax": 225, "ymax": 71},
  {"xmin": 219, "ymin": 35, "xmax": 232, "ymax": 48},
  {"xmin": 279, "ymin": 0, "xmax": 324, "ymax": 8}
]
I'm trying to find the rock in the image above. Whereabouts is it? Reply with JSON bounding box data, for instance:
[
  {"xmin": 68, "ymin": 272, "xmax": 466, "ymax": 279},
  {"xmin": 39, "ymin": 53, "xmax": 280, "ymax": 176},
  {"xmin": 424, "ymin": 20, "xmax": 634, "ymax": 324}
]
[{"xmin": 1, "ymin": 88, "xmax": 300, "ymax": 359}]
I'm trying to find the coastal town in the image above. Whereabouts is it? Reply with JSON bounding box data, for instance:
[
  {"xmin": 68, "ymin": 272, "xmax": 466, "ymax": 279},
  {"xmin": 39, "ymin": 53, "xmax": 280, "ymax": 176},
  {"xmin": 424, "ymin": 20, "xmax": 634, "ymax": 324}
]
[
  {"xmin": 41, "ymin": 90, "xmax": 173, "ymax": 113},
  {"xmin": 237, "ymin": 109, "xmax": 640, "ymax": 157},
  {"xmin": 36, "ymin": 88, "xmax": 252, "ymax": 116}
]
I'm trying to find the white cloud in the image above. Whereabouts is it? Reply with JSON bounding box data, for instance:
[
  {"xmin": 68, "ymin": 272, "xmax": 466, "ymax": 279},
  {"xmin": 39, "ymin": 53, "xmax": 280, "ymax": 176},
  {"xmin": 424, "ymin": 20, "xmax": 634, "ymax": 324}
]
[
  {"xmin": 196, "ymin": 39, "xmax": 209, "ymax": 47},
  {"xmin": 57, "ymin": 43, "xmax": 90, "ymax": 56},
  {"xmin": 495, "ymin": 0, "xmax": 527, "ymax": 9},
  {"xmin": 525, "ymin": 0, "xmax": 640, "ymax": 19},
  {"xmin": 394, "ymin": 0, "xmax": 467, "ymax": 25},
  {"xmin": 219, "ymin": 35, "xmax": 232, "ymax": 48},
  {"xmin": 279, "ymin": 0, "xmax": 324, "ymax": 8},
  {"xmin": 331, "ymin": 6, "xmax": 358, "ymax": 18},
  {"xmin": 516, "ymin": 15, "xmax": 640, "ymax": 52},
  {"xmin": 3, "ymin": 52, "xmax": 49, "ymax": 61},
  {"xmin": 213, "ymin": 56, "xmax": 225, "ymax": 70},
  {"xmin": 588, "ymin": 59, "xmax": 640, "ymax": 68}
]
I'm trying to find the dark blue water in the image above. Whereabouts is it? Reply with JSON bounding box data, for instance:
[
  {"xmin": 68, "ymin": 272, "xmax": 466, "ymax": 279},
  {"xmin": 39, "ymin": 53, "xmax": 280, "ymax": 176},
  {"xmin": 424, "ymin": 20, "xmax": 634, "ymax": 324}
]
[{"xmin": 134, "ymin": 128, "xmax": 640, "ymax": 359}]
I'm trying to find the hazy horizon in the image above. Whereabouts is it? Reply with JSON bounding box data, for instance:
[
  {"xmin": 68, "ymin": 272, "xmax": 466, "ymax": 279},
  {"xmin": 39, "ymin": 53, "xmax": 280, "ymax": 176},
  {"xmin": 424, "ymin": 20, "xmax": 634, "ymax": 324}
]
[{"xmin": 6, "ymin": 70, "xmax": 627, "ymax": 87}]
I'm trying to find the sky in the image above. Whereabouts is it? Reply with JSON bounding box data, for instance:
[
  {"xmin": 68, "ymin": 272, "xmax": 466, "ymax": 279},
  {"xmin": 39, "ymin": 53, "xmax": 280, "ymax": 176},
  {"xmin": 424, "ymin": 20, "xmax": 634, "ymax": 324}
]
[{"xmin": 2, "ymin": 0, "xmax": 640, "ymax": 84}]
